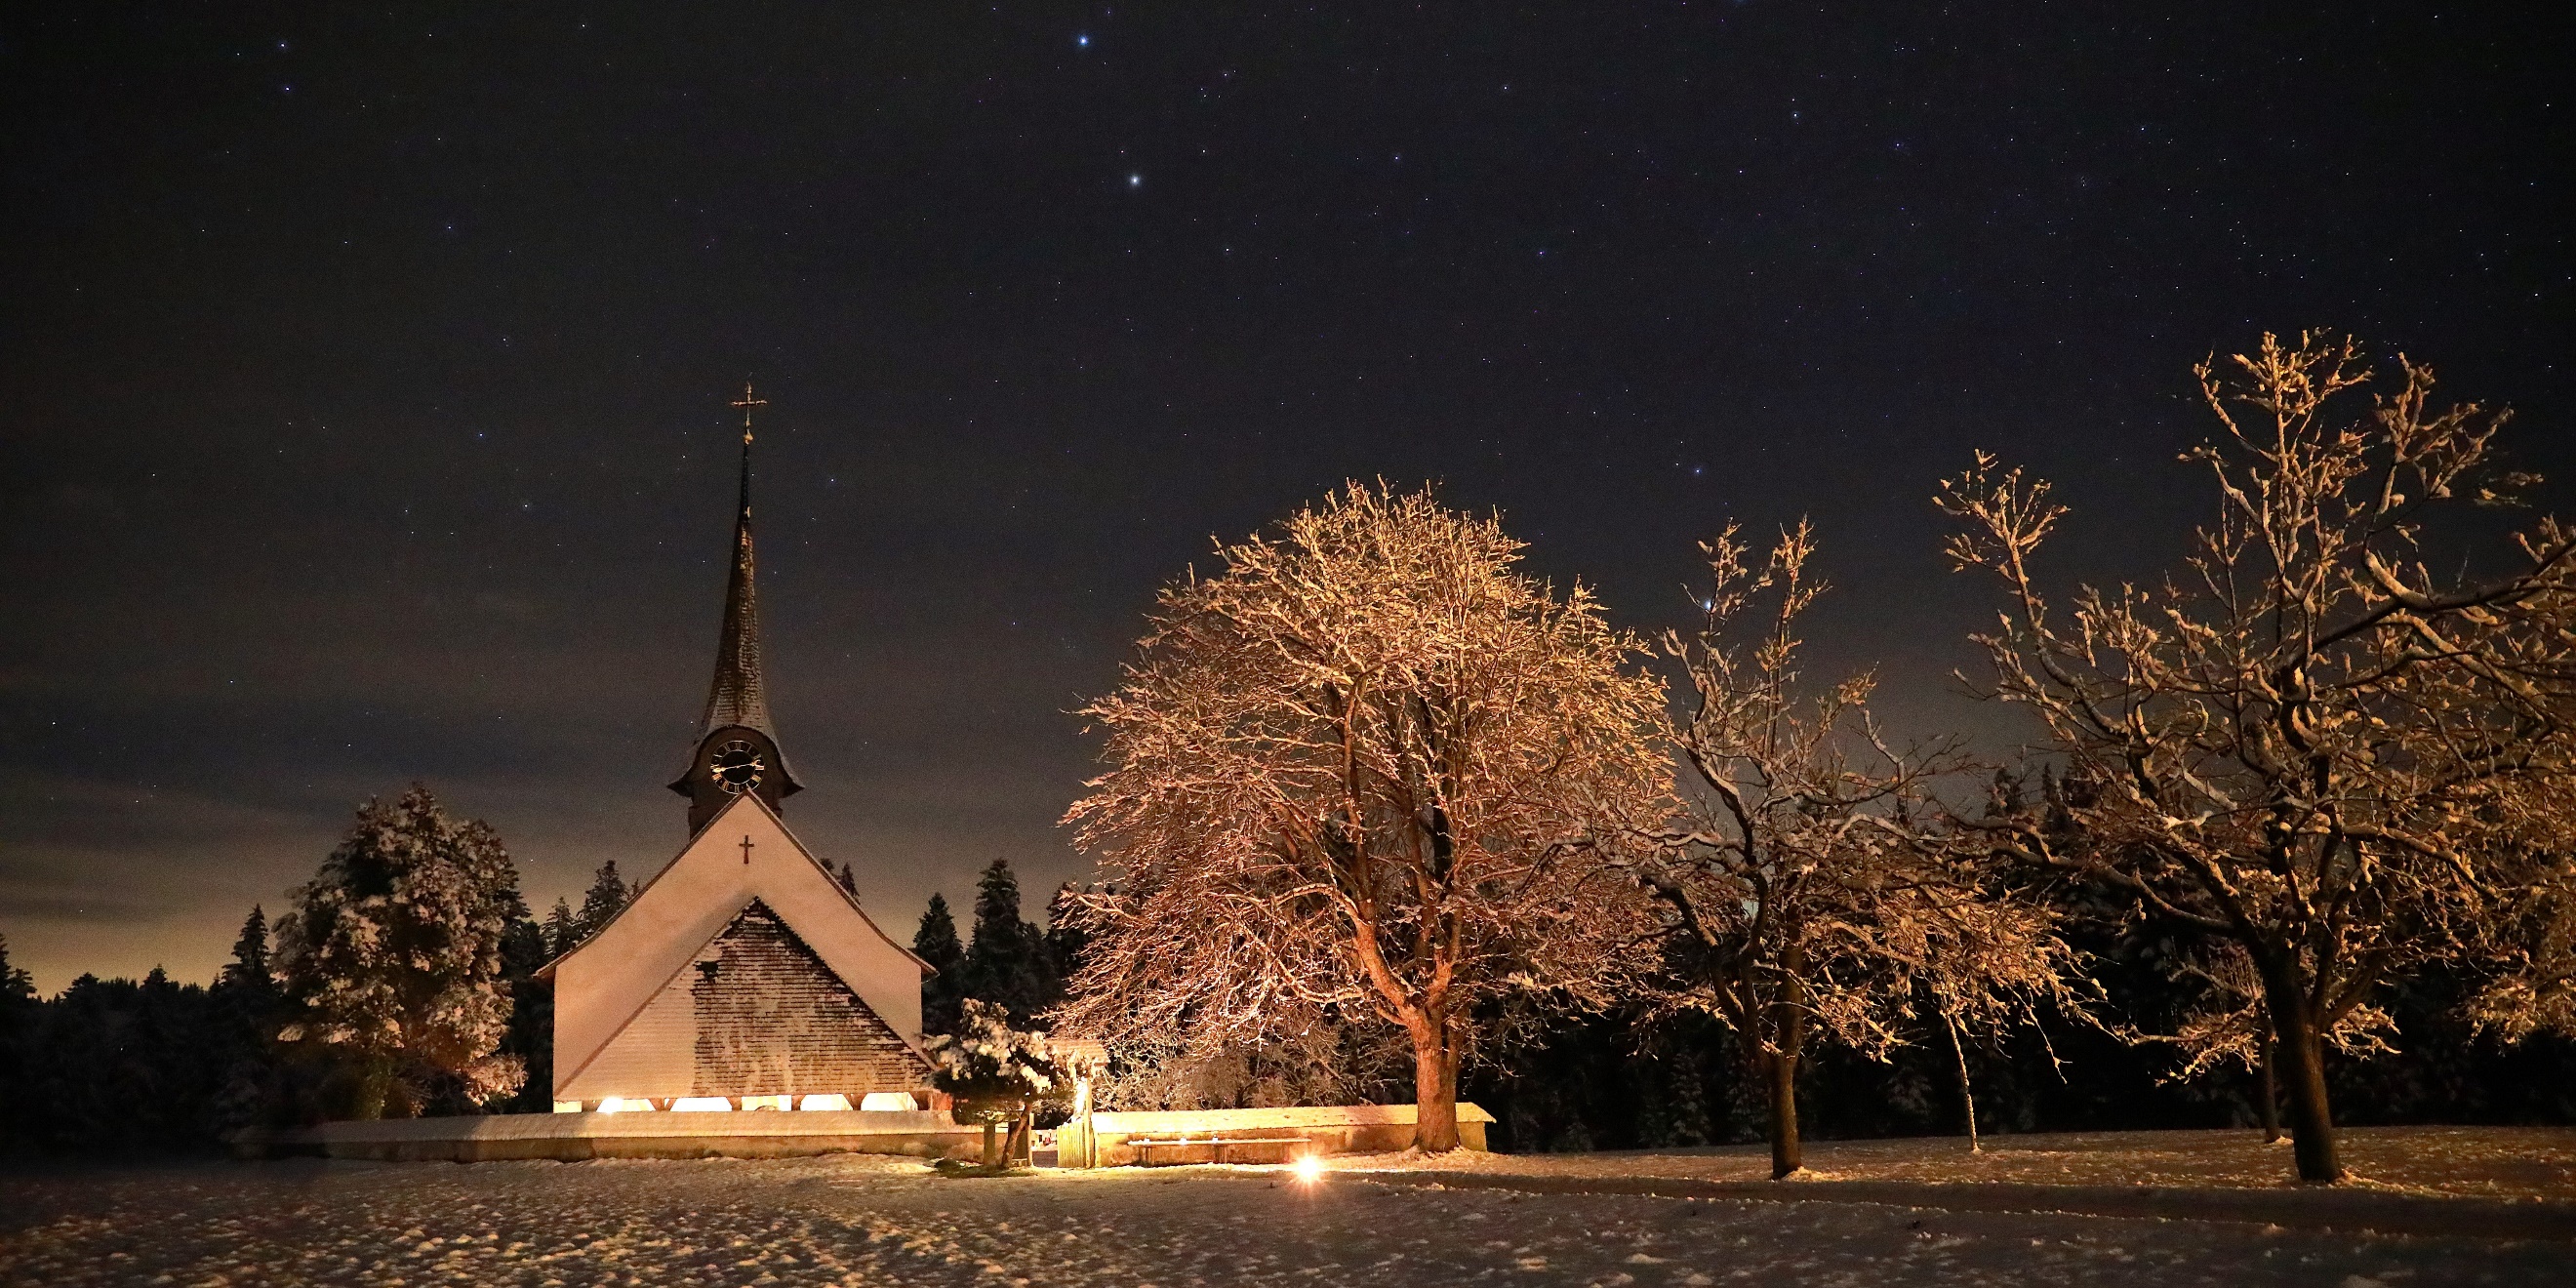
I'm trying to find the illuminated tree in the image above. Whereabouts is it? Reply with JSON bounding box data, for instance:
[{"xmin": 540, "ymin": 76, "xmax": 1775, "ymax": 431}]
[
  {"xmin": 1061, "ymin": 484, "xmax": 1670, "ymax": 1150},
  {"xmin": 1940, "ymin": 332, "xmax": 2576, "ymax": 1182},
  {"xmin": 926, "ymin": 999, "xmax": 1069, "ymax": 1169},
  {"xmin": 1635, "ymin": 522, "xmax": 2087, "ymax": 1178},
  {"xmin": 273, "ymin": 785, "xmax": 524, "ymax": 1118}
]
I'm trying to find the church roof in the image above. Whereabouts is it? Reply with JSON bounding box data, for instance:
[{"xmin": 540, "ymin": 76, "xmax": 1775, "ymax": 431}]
[
  {"xmin": 704, "ymin": 429, "xmax": 778, "ymax": 742},
  {"xmin": 537, "ymin": 791, "xmax": 931, "ymax": 984}
]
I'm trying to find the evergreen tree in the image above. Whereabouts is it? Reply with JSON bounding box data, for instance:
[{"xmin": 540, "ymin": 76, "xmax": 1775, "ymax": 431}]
[
  {"xmin": 0, "ymin": 933, "xmax": 31, "ymax": 1006},
  {"xmin": 21, "ymin": 968, "xmax": 228, "ymax": 1154},
  {"xmin": 0, "ymin": 935, "xmax": 34, "ymax": 1154},
  {"xmin": 1041, "ymin": 883, "xmax": 1087, "ymax": 1007},
  {"xmin": 543, "ymin": 898, "xmax": 580, "ymax": 957},
  {"xmin": 913, "ymin": 893, "xmax": 965, "ymax": 1036},
  {"xmin": 496, "ymin": 912, "xmax": 554, "ymax": 1112},
  {"xmin": 216, "ymin": 906, "xmax": 274, "ymax": 996},
  {"xmin": 209, "ymin": 906, "xmax": 284, "ymax": 1132},
  {"xmin": 962, "ymin": 859, "xmax": 1049, "ymax": 1026},
  {"xmin": 271, "ymin": 785, "xmax": 525, "ymax": 1118},
  {"xmin": 574, "ymin": 860, "xmax": 630, "ymax": 939},
  {"xmin": 836, "ymin": 862, "xmax": 859, "ymax": 893}
]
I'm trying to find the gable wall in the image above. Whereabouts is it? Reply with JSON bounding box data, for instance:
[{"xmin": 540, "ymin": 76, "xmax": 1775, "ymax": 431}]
[
  {"xmin": 562, "ymin": 902, "xmax": 928, "ymax": 1101},
  {"xmin": 553, "ymin": 795, "xmax": 926, "ymax": 1098}
]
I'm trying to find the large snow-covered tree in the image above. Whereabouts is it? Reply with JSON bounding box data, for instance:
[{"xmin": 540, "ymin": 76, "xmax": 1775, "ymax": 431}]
[
  {"xmin": 1635, "ymin": 522, "xmax": 2088, "ymax": 1178},
  {"xmin": 272, "ymin": 785, "xmax": 525, "ymax": 1118},
  {"xmin": 1939, "ymin": 332, "xmax": 2576, "ymax": 1182},
  {"xmin": 1061, "ymin": 483, "xmax": 1670, "ymax": 1150}
]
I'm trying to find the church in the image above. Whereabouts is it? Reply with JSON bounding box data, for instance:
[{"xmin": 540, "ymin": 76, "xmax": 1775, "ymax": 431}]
[{"xmin": 537, "ymin": 388, "xmax": 936, "ymax": 1114}]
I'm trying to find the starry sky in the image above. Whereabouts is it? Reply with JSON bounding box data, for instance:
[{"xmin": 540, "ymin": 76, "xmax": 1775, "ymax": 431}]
[{"xmin": 2, "ymin": 4, "xmax": 2566, "ymax": 992}]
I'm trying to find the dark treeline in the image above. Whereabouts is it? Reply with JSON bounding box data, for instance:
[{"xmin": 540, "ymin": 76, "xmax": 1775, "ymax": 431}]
[
  {"xmin": 903, "ymin": 864, "xmax": 2576, "ymax": 1152},
  {"xmin": 9, "ymin": 817, "xmax": 2567, "ymax": 1157},
  {"xmin": 0, "ymin": 792, "xmax": 636, "ymax": 1157},
  {"xmin": 1468, "ymin": 907, "xmax": 2576, "ymax": 1154},
  {"xmin": 911, "ymin": 858, "xmax": 1085, "ymax": 1038}
]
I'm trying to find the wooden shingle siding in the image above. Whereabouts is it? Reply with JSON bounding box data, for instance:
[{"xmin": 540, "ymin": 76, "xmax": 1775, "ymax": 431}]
[{"xmin": 688, "ymin": 901, "xmax": 929, "ymax": 1097}]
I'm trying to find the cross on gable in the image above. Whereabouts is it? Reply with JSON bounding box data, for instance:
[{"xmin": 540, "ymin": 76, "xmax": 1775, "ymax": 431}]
[{"xmin": 740, "ymin": 834, "xmax": 755, "ymax": 865}]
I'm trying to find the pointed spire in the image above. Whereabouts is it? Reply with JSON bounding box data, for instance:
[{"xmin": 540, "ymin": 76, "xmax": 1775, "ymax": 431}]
[{"xmin": 702, "ymin": 382, "xmax": 776, "ymax": 740}]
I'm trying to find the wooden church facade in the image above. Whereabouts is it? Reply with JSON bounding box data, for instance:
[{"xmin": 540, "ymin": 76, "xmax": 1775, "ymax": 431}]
[{"xmin": 539, "ymin": 387, "xmax": 935, "ymax": 1112}]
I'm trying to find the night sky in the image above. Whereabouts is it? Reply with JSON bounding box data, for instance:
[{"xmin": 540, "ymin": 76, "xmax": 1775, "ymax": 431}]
[{"xmin": 3, "ymin": 5, "xmax": 2565, "ymax": 992}]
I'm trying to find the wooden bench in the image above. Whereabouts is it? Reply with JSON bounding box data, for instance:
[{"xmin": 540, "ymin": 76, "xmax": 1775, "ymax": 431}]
[{"xmin": 1125, "ymin": 1135, "xmax": 1311, "ymax": 1166}]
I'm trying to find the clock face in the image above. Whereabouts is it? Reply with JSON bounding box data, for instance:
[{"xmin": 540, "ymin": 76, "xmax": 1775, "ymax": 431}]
[{"xmin": 708, "ymin": 739, "xmax": 764, "ymax": 794}]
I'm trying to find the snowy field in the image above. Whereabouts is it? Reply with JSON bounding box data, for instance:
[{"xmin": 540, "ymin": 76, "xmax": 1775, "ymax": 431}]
[
  {"xmin": 1324, "ymin": 1124, "xmax": 2576, "ymax": 1200},
  {"xmin": 4, "ymin": 1146, "xmax": 2569, "ymax": 1288}
]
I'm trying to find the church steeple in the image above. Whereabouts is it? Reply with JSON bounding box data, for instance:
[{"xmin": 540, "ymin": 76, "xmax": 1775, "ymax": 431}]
[{"xmin": 672, "ymin": 382, "xmax": 802, "ymax": 833}]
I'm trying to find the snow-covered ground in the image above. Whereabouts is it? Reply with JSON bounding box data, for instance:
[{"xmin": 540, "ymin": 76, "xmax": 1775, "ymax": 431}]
[
  {"xmin": 3, "ymin": 1146, "xmax": 2565, "ymax": 1287},
  {"xmin": 1325, "ymin": 1124, "xmax": 2576, "ymax": 1200}
]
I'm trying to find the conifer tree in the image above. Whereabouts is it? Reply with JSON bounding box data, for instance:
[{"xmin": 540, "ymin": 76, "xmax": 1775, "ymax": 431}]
[
  {"xmin": 497, "ymin": 911, "xmax": 554, "ymax": 1112},
  {"xmin": 1042, "ymin": 883, "xmax": 1088, "ymax": 1003},
  {"xmin": 837, "ymin": 862, "xmax": 859, "ymax": 893},
  {"xmin": 0, "ymin": 934, "xmax": 36, "ymax": 1006},
  {"xmin": 964, "ymin": 859, "xmax": 1049, "ymax": 1026},
  {"xmin": 543, "ymin": 898, "xmax": 580, "ymax": 957},
  {"xmin": 208, "ymin": 906, "xmax": 285, "ymax": 1129},
  {"xmin": 216, "ymin": 906, "xmax": 273, "ymax": 995},
  {"xmin": 0, "ymin": 935, "xmax": 32, "ymax": 1153},
  {"xmin": 574, "ymin": 860, "xmax": 631, "ymax": 939},
  {"xmin": 913, "ymin": 893, "xmax": 965, "ymax": 1036}
]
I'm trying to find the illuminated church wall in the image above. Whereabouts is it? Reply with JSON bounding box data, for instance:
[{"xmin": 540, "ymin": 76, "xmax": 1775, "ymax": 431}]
[{"xmin": 546, "ymin": 794, "xmax": 930, "ymax": 1105}]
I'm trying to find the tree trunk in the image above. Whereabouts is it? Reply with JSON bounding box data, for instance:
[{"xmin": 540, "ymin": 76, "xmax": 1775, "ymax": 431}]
[
  {"xmin": 351, "ymin": 1054, "xmax": 394, "ymax": 1121},
  {"xmin": 1766, "ymin": 944, "xmax": 1806, "ymax": 1180},
  {"xmin": 1941, "ymin": 1007, "xmax": 1979, "ymax": 1153},
  {"xmin": 1410, "ymin": 1018, "xmax": 1462, "ymax": 1152},
  {"xmin": 1765, "ymin": 1045, "xmax": 1802, "ymax": 1178},
  {"xmin": 2255, "ymin": 956, "xmax": 2342, "ymax": 1183},
  {"xmin": 2256, "ymin": 1031, "xmax": 2280, "ymax": 1144},
  {"xmin": 981, "ymin": 1120, "xmax": 998, "ymax": 1169}
]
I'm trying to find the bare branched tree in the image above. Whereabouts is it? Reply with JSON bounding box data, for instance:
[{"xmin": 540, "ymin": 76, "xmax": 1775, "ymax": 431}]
[
  {"xmin": 1939, "ymin": 331, "xmax": 2576, "ymax": 1182},
  {"xmin": 1636, "ymin": 522, "xmax": 2088, "ymax": 1179},
  {"xmin": 2154, "ymin": 940, "xmax": 2396, "ymax": 1144},
  {"xmin": 1060, "ymin": 484, "xmax": 1671, "ymax": 1150}
]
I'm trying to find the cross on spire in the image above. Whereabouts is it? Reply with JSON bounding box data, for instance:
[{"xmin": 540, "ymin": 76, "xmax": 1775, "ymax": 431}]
[{"xmin": 732, "ymin": 381, "xmax": 765, "ymax": 446}]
